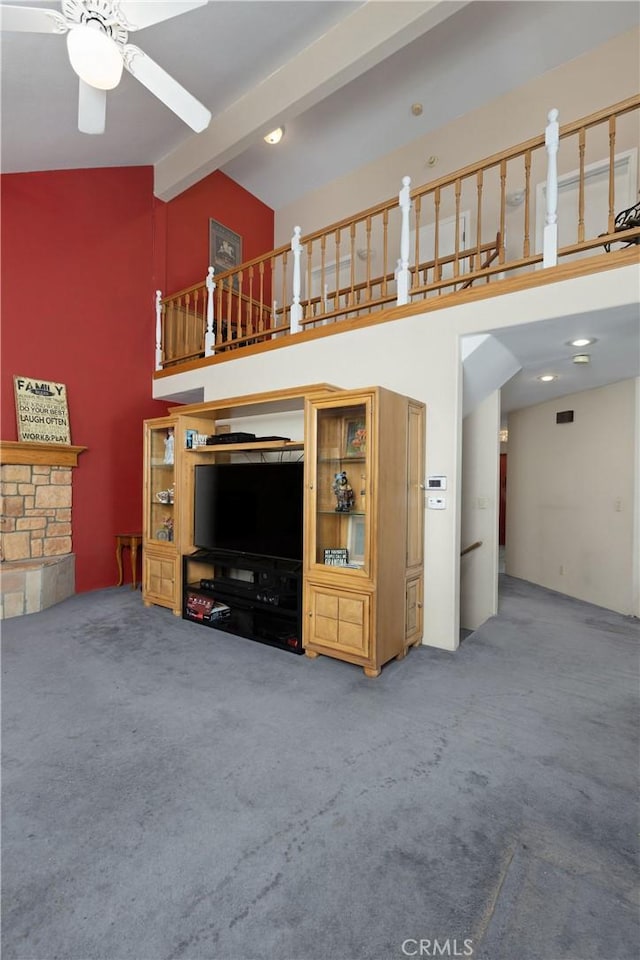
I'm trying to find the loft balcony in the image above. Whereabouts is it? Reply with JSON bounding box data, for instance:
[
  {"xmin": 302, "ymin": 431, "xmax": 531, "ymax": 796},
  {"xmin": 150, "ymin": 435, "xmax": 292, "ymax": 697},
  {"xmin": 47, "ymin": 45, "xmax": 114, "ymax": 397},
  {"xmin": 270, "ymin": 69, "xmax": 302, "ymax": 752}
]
[{"xmin": 153, "ymin": 96, "xmax": 640, "ymax": 389}]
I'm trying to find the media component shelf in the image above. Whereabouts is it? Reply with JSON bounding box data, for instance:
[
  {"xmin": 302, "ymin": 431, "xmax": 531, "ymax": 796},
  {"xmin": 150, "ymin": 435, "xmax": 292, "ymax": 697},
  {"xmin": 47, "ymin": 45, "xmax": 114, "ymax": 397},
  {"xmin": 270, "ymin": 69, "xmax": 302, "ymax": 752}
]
[{"xmin": 183, "ymin": 548, "xmax": 303, "ymax": 654}]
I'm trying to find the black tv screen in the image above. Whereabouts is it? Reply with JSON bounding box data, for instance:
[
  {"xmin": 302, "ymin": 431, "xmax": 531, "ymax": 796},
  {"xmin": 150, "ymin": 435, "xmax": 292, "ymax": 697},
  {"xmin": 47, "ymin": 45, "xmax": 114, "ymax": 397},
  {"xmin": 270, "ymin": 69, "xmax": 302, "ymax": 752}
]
[{"xmin": 194, "ymin": 462, "xmax": 304, "ymax": 560}]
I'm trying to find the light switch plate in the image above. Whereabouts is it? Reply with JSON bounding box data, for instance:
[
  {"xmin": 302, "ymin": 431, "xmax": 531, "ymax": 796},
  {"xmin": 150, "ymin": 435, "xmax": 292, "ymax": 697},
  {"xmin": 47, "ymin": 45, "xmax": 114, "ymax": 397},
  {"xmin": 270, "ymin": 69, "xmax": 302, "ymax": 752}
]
[{"xmin": 427, "ymin": 496, "xmax": 446, "ymax": 510}]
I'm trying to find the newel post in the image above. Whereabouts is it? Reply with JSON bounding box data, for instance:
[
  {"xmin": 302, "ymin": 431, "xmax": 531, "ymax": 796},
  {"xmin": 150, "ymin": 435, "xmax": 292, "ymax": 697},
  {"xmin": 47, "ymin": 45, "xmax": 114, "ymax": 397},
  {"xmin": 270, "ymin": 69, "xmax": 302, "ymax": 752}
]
[
  {"xmin": 543, "ymin": 108, "xmax": 559, "ymax": 268},
  {"xmin": 155, "ymin": 290, "xmax": 163, "ymax": 370},
  {"xmin": 204, "ymin": 266, "xmax": 216, "ymax": 356},
  {"xmin": 397, "ymin": 176, "xmax": 412, "ymax": 305},
  {"xmin": 290, "ymin": 225, "xmax": 303, "ymax": 334}
]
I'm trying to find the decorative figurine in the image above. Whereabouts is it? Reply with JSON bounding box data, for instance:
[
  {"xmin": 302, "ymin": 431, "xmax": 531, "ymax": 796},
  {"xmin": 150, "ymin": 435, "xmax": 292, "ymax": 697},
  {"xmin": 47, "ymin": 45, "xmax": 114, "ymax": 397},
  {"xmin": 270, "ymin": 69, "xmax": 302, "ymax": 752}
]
[
  {"xmin": 164, "ymin": 427, "xmax": 175, "ymax": 465},
  {"xmin": 333, "ymin": 471, "xmax": 354, "ymax": 512}
]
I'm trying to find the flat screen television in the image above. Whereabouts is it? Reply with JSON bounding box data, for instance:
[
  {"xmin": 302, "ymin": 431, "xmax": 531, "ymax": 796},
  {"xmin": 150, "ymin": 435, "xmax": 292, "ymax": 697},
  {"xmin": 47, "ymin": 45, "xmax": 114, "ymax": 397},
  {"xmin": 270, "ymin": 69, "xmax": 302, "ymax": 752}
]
[{"xmin": 194, "ymin": 462, "xmax": 304, "ymax": 561}]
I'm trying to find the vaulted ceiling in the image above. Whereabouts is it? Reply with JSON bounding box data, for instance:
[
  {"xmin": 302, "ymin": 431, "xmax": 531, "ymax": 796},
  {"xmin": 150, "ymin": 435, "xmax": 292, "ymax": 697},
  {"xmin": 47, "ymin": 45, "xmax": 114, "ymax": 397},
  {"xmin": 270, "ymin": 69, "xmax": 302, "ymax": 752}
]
[{"xmin": 2, "ymin": 1, "xmax": 638, "ymax": 208}]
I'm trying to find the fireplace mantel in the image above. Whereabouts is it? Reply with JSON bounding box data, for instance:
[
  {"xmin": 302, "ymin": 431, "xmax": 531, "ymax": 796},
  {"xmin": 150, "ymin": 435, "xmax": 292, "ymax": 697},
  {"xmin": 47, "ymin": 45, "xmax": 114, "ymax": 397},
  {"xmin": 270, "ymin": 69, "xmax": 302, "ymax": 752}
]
[{"xmin": 0, "ymin": 440, "xmax": 87, "ymax": 467}]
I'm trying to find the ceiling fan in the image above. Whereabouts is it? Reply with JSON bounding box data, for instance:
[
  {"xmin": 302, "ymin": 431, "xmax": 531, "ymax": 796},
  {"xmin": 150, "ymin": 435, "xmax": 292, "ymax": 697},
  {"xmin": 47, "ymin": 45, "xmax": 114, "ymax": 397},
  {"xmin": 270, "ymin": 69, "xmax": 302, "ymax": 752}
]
[{"xmin": 0, "ymin": 0, "xmax": 212, "ymax": 135}]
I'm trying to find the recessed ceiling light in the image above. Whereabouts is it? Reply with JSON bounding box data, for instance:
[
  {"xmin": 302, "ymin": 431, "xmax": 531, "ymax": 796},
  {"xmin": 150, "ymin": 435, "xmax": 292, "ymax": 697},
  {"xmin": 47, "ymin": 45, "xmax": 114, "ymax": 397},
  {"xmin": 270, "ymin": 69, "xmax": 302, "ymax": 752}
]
[
  {"xmin": 537, "ymin": 374, "xmax": 557, "ymax": 382},
  {"xmin": 264, "ymin": 127, "xmax": 284, "ymax": 145},
  {"xmin": 572, "ymin": 354, "xmax": 591, "ymax": 364},
  {"xmin": 568, "ymin": 337, "xmax": 596, "ymax": 347}
]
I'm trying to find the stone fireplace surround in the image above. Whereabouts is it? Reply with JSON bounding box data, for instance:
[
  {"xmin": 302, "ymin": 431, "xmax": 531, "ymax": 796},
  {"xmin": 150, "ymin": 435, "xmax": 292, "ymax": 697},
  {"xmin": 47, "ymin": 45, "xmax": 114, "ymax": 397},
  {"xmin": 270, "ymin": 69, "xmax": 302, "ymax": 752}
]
[{"xmin": 0, "ymin": 441, "xmax": 86, "ymax": 619}]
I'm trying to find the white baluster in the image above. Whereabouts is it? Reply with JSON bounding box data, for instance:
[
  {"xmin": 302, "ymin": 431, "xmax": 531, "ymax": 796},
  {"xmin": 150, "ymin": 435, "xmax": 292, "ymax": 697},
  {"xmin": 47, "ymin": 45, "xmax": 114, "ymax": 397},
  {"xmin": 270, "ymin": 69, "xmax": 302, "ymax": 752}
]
[
  {"xmin": 397, "ymin": 176, "xmax": 412, "ymax": 305},
  {"xmin": 543, "ymin": 108, "xmax": 559, "ymax": 268},
  {"xmin": 204, "ymin": 266, "xmax": 216, "ymax": 356},
  {"xmin": 155, "ymin": 289, "xmax": 163, "ymax": 370},
  {"xmin": 290, "ymin": 225, "xmax": 303, "ymax": 334}
]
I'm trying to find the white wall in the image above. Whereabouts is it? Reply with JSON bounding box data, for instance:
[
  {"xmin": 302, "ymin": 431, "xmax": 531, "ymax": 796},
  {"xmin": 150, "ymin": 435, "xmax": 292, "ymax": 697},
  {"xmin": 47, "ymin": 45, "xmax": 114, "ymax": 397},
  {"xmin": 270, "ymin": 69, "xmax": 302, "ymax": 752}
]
[
  {"xmin": 506, "ymin": 378, "xmax": 638, "ymax": 615},
  {"xmin": 460, "ymin": 391, "xmax": 500, "ymax": 631},
  {"xmin": 274, "ymin": 28, "xmax": 640, "ymax": 243},
  {"xmin": 156, "ymin": 262, "xmax": 640, "ymax": 649}
]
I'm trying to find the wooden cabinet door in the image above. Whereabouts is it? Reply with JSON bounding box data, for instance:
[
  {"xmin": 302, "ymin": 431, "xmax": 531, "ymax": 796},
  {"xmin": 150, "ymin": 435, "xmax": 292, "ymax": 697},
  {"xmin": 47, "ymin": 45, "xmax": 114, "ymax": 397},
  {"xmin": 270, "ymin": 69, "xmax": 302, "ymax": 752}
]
[
  {"xmin": 406, "ymin": 401, "xmax": 425, "ymax": 570},
  {"xmin": 405, "ymin": 575, "xmax": 423, "ymax": 646},
  {"xmin": 143, "ymin": 548, "xmax": 179, "ymax": 612},
  {"xmin": 306, "ymin": 584, "xmax": 371, "ymax": 658},
  {"xmin": 305, "ymin": 393, "xmax": 372, "ymax": 578},
  {"xmin": 144, "ymin": 417, "xmax": 177, "ymax": 547}
]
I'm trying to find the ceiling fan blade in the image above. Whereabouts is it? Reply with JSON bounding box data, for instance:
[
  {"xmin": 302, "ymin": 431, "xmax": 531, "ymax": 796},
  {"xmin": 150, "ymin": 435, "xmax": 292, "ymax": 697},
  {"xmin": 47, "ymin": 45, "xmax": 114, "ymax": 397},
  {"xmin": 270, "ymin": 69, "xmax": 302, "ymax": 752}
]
[
  {"xmin": 117, "ymin": 1, "xmax": 207, "ymax": 31},
  {"xmin": 123, "ymin": 44, "xmax": 211, "ymax": 133},
  {"xmin": 78, "ymin": 80, "xmax": 106, "ymax": 135},
  {"xmin": 0, "ymin": 4, "xmax": 67, "ymax": 33}
]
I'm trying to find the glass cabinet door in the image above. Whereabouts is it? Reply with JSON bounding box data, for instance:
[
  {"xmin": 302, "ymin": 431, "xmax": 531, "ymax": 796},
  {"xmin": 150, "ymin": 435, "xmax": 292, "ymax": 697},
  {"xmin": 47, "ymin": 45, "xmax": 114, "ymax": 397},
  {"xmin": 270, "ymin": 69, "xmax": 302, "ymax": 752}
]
[
  {"xmin": 147, "ymin": 421, "xmax": 176, "ymax": 544},
  {"xmin": 311, "ymin": 399, "xmax": 369, "ymax": 574}
]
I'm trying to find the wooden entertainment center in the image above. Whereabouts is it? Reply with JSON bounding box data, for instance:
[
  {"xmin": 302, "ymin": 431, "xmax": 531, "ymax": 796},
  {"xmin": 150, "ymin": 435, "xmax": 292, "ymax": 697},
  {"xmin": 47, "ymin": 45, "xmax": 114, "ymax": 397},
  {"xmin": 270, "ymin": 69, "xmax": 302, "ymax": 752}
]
[{"xmin": 143, "ymin": 384, "xmax": 425, "ymax": 677}]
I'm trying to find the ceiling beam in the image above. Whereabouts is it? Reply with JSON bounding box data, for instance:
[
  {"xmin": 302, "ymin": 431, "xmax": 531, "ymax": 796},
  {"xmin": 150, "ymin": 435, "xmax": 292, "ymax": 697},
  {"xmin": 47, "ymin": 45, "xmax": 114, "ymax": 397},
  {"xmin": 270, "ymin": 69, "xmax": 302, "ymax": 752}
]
[{"xmin": 154, "ymin": 0, "xmax": 468, "ymax": 201}]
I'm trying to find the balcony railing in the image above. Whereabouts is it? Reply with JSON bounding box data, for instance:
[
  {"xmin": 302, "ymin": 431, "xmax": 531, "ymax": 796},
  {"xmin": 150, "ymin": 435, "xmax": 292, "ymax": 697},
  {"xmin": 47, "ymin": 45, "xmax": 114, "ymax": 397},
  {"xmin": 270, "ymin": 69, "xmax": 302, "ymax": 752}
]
[{"xmin": 155, "ymin": 95, "xmax": 640, "ymax": 372}]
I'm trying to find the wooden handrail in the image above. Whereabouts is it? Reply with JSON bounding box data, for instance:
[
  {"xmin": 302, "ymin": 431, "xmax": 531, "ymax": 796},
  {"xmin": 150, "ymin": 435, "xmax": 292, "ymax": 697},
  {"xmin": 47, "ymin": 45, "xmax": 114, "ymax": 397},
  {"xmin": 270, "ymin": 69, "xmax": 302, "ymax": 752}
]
[
  {"xmin": 157, "ymin": 96, "xmax": 639, "ymax": 372},
  {"xmin": 460, "ymin": 540, "xmax": 482, "ymax": 557},
  {"xmin": 294, "ymin": 234, "xmax": 503, "ymax": 332}
]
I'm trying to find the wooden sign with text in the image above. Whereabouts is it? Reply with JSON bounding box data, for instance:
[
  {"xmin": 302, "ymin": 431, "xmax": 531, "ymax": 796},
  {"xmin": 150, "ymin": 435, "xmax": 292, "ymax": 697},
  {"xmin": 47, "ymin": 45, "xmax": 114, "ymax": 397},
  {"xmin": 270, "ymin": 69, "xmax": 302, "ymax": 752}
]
[{"xmin": 14, "ymin": 376, "xmax": 71, "ymax": 444}]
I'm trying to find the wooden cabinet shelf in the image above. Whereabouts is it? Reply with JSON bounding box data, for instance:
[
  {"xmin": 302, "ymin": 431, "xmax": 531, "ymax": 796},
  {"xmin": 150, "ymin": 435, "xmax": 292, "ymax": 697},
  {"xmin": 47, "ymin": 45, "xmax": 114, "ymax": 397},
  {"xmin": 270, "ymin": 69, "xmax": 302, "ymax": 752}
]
[
  {"xmin": 185, "ymin": 440, "xmax": 304, "ymax": 454},
  {"xmin": 317, "ymin": 455, "xmax": 366, "ymax": 464},
  {"xmin": 142, "ymin": 383, "xmax": 424, "ymax": 673}
]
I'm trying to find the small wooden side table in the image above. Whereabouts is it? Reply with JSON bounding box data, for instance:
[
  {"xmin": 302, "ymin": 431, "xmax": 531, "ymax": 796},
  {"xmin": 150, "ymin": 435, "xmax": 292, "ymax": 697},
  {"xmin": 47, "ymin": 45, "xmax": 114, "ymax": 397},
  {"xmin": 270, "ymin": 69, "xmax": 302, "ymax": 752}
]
[{"xmin": 115, "ymin": 533, "xmax": 142, "ymax": 589}]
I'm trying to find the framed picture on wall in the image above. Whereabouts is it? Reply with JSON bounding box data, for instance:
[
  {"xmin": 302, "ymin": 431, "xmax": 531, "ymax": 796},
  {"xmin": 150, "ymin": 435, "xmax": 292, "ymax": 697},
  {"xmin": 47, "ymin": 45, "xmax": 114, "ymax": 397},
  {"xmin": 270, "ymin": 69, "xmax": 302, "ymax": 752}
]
[{"xmin": 209, "ymin": 219, "xmax": 242, "ymax": 276}]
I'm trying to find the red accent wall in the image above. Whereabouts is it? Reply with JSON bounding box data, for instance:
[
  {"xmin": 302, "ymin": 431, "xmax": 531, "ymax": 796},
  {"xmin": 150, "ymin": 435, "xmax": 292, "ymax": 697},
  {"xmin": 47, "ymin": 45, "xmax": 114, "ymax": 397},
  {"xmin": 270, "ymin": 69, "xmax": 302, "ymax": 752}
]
[
  {"xmin": 1, "ymin": 165, "xmax": 274, "ymax": 595},
  {"xmin": 0, "ymin": 167, "xmax": 169, "ymax": 592},
  {"xmin": 163, "ymin": 169, "xmax": 274, "ymax": 292}
]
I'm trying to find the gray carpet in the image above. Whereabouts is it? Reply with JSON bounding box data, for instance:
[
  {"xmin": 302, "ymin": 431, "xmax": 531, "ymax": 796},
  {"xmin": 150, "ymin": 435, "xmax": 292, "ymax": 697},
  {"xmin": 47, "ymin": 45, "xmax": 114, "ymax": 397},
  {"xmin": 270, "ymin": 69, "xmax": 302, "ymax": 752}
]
[{"xmin": 2, "ymin": 576, "xmax": 638, "ymax": 960}]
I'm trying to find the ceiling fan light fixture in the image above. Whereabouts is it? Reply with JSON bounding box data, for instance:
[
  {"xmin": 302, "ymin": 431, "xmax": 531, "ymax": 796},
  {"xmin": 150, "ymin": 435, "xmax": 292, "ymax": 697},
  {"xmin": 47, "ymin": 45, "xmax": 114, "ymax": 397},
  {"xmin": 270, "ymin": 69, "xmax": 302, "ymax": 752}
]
[
  {"xmin": 264, "ymin": 127, "xmax": 284, "ymax": 145},
  {"xmin": 67, "ymin": 24, "xmax": 123, "ymax": 90}
]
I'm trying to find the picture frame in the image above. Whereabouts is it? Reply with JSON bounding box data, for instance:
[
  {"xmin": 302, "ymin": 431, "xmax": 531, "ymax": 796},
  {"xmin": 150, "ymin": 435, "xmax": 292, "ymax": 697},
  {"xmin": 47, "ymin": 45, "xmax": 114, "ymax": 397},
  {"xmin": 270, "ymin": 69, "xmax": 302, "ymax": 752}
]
[
  {"xmin": 347, "ymin": 515, "xmax": 366, "ymax": 566},
  {"xmin": 209, "ymin": 219, "xmax": 242, "ymax": 277},
  {"xmin": 13, "ymin": 375, "xmax": 71, "ymax": 444},
  {"xmin": 343, "ymin": 418, "xmax": 367, "ymax": 457}
]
